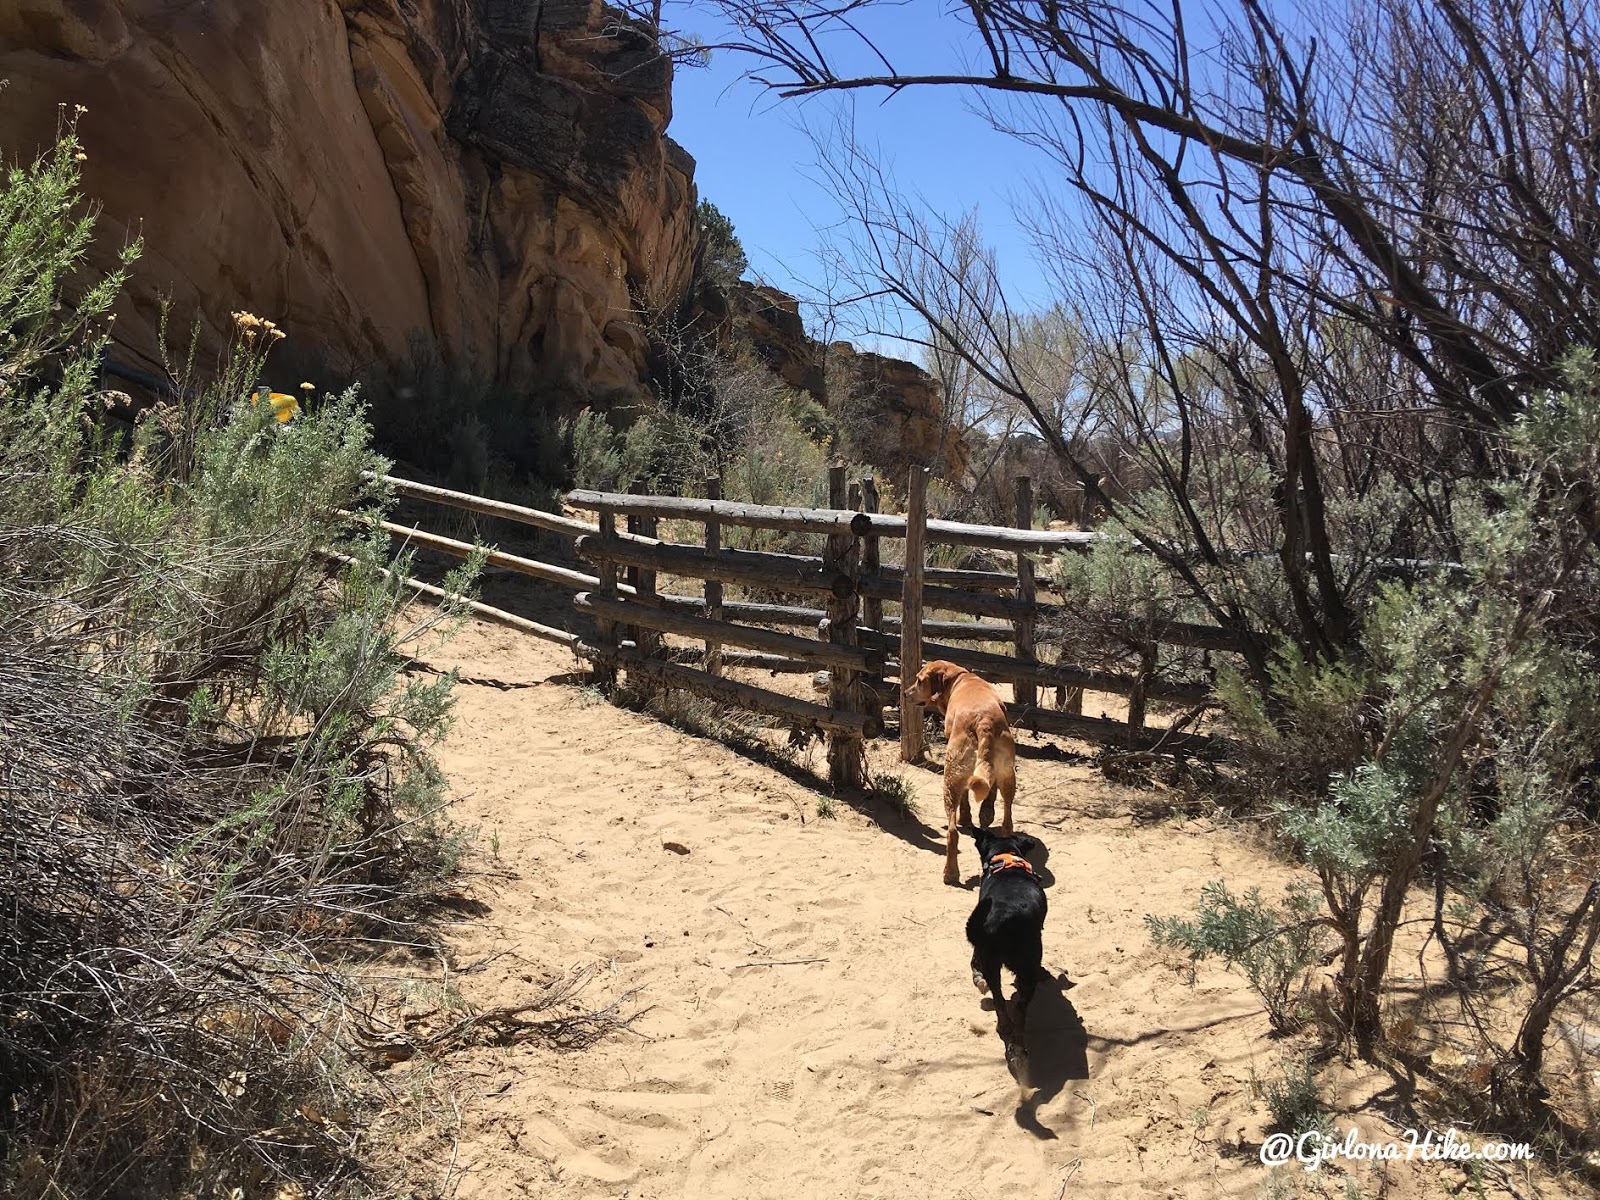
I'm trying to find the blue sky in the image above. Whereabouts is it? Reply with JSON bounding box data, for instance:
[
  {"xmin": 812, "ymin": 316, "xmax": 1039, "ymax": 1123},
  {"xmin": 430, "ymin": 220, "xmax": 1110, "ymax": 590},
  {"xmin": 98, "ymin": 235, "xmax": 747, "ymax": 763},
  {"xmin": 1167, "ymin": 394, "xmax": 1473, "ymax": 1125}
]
[{"xmin": 665, "ymin": 2, "xmax": 1061, "ymax": 352}]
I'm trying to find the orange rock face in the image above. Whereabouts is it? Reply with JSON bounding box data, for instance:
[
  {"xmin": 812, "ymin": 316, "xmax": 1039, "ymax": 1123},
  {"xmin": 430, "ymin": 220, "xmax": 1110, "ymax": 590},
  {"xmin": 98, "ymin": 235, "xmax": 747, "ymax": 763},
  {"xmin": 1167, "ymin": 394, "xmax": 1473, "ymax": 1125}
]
[
  {"xmin": 690, "ymin": 280, "xmax": 970, "ymax": 484},
  {"xmin": 0, "ymin": 0, "xmax": 699, "ymax": 402},
  {"xmin": 826, "ymin": 341, "xmax": 970, "ymax": 484}
]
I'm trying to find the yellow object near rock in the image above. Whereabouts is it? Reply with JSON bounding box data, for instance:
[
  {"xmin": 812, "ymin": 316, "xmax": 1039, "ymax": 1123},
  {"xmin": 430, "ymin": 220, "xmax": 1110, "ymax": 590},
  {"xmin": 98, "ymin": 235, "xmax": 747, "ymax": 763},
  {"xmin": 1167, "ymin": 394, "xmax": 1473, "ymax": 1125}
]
[{"xmin": 253, "ymin": 390, "xmax": 298, "ymax": 423}]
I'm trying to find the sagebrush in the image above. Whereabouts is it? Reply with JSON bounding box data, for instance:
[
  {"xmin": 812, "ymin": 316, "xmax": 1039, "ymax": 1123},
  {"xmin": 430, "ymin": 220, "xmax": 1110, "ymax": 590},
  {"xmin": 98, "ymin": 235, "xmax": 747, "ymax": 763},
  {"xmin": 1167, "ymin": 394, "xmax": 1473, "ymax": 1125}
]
[{"xmin": 0, "ymin": 119, "xmax": 477, "ymax": 1198}]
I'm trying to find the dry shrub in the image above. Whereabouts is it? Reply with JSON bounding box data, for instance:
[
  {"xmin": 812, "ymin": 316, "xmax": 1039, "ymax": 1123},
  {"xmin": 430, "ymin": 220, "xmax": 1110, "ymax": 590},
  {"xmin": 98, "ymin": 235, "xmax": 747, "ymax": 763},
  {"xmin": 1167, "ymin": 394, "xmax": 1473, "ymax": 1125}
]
[{"xmin": 0, "ymin": 120, "xmax": 482, "ymax": 1197}]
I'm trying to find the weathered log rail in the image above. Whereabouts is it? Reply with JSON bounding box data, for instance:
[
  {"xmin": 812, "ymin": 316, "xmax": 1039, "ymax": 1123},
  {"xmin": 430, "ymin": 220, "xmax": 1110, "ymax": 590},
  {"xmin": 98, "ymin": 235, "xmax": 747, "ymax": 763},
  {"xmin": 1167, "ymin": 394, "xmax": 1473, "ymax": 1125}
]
[
  {"xmin": 574, "ymin": 534, "xmax": 856, "ymax": 598},
  {"xmin": 573, "ymin": 642, "xmax": 883, "ymax": 738},
  {"xmin": 379, "ymin": 472, "xmax": 595, "ymax": 539},
  {"xmin": 855, "ymin": 630, "xmax": 1213, "ymax": 706},
  {"xmin": 360, "ymin": 470, "xmax": 1241, "ymax": 784},
  {"xmin": 566, "ymin": 488, "xmax": 874, "ymax": 537},
  {"xmin": 320, "ymin": 550, "xmax": 579, "ymax": 649},
  {"xmin": 1006, "ymin": 705, "xmax": 1225, "ymax": 758},
  {"xmin": 575, "ymin": 591, "xmax": 884, "ymax": 675}
]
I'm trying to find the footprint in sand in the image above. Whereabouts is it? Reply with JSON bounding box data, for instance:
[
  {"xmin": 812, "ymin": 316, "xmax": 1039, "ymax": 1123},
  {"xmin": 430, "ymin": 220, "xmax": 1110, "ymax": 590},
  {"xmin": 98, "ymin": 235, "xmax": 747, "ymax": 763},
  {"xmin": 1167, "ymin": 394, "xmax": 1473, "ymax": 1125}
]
[{"xmin": 764, "ymin": 1077, "xmax": 794, "ymax": 1103}]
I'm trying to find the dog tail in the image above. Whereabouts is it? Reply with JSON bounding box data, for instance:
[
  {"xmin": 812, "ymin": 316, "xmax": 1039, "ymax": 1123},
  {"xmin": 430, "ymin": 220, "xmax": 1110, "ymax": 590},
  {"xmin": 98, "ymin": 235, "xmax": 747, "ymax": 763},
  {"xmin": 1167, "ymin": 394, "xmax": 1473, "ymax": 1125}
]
[{"xmin": 973, "ymin": 721, "xmax": 998, "ymax": 790}]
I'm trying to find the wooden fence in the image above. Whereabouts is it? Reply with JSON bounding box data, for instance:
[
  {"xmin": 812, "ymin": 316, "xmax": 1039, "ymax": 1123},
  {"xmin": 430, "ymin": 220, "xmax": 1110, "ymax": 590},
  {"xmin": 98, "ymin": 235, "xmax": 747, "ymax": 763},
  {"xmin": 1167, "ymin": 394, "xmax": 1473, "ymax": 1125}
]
[{"xmin": 365, "ymin": 466, "xmax": 1235, "ymax": 787}]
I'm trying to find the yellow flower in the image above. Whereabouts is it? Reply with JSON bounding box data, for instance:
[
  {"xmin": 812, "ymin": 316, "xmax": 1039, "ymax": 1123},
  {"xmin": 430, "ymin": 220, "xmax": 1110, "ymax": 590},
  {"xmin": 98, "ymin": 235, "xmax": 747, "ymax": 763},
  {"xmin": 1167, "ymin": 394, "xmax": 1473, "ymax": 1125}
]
[{"xmin": 253, "ymin": 388, "xmax": 299, "ymax": 423}]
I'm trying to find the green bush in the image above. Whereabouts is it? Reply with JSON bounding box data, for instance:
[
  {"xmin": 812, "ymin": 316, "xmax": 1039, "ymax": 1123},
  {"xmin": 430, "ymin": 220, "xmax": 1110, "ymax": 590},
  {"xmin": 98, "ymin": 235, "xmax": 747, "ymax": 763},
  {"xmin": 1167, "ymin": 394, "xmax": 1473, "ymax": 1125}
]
[
  {"xmin": 1147, "ymin": 880, "xmax": 1327, "ymax": 1034},
  {"xmin": 870, "ymin": 770, "xmax": 918, "ymax": 817},
  {"xmin": 697, "ymin": 198, "xmax": 748, "ymax": 288},
  {"xmin": 1041, "ymin": 515, "xmax": 1223, "ymax": 697},
  {"xmin": 1160, "ymin": 353, "xmax": 1600, "ymax": 1131},
  {"xmin": 0, "ymin": 119, "xmax": 477, "ymax": 1198},
  {"xmin": 565, "ymin": 405, "xmax": 659, "ymax": 492},
  {"xmin": 579, "ymin": 324, "xmax": 856, "ymax": 544},
  {"xmin": 1258, "ymin": 1056, "xmax": 1328, "ymax": 1138},
  {"xmin": 1213, "ymin": 647, "xmax": 1369, "ymax": 806}
]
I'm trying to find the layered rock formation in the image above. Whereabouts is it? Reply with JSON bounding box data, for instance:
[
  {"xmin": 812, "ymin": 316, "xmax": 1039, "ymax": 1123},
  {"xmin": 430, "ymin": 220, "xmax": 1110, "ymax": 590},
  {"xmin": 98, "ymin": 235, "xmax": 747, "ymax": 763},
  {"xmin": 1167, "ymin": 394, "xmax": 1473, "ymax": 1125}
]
[
  {"xmin": 0, "ymin": 0, "xmax": 970, "ymax": 482},
  {"xmin": 720, "ymin": 282, "xmax": 824, "ymax": 397},
  {"xmin": 692, "ymin": 279, "xmax": 968, "ymax": 482},
  {"xmin": 825, "ymin": 341, "xmax": 968, "ymax": 483},
  {"xmin": 0, "ymin": 0, "xmax": 699, "ymax": 402}
]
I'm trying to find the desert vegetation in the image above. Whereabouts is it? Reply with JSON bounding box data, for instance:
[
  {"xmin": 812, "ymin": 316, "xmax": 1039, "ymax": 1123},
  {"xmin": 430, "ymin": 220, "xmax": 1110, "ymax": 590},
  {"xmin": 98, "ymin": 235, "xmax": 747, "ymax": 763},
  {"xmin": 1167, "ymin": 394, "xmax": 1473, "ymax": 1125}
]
[
  {"xmin": 8, "ymin": 0, "xmax": 1600, "ymax": 1187},
  {"xmin": 0, "ymin": 119, "xmax": 489, "ymax": 1197},
  {"xmin": 682, "ymin": 0, "xmax": 1600, "ymax": 1162}
]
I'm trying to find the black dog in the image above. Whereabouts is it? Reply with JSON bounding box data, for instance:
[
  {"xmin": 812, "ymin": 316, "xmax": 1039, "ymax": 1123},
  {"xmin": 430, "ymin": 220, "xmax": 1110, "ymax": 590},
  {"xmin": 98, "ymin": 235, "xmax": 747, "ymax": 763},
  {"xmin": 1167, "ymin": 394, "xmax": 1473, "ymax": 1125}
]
[{"xmin": 964, "ymin": 825, "xmax": 1046, "ymax": 1083}]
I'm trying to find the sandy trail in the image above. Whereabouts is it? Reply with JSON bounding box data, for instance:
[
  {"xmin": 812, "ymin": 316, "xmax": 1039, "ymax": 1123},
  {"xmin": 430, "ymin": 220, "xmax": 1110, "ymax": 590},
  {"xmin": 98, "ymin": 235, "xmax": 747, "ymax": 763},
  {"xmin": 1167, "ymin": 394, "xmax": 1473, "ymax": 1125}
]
[{"xmin": 392, "ymin": 617, "xmax": 1531, "ymax": 1200}]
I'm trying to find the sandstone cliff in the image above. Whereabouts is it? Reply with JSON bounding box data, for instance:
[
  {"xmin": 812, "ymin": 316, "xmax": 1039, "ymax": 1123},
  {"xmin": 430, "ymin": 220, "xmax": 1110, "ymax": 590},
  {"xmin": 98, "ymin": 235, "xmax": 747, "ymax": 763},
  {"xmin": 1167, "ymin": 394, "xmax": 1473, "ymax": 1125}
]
[
  {"xmin": 0, "ymin": 0, "xmax": 698, "ymax": 403},
  {"xmin": 692, "ymin": 279, "xmax": 969, "ymax": 483},
  {"xmin": 825, "ymin": 341, "xmax": 969, "ymax": 483}
]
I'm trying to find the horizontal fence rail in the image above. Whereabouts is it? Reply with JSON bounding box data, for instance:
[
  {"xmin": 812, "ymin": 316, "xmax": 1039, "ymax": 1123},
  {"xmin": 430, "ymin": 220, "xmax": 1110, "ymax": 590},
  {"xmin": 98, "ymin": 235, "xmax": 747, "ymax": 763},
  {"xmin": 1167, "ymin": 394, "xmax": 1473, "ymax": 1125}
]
[
  {"xmin": 321, "ymin": 551, "xmax": 580, "ymax": 648},
  {"xmin": 377, "ymin": 472, "xmax": 598, "ymax": 539},
  {"xmin": 1005, "ymin": 705, "xmax": 1226, "ymax": 758},
  {"xmin": 882, "ymin": 617, "xmax": 1016, "ymax": 642},
  {"xmin": 567, "ymin": 489, "xmax": 874, "ymax": 537},
  {"xmin": 573, "ymin": 641, "xmax": 883, "ymax": 739},
  {"xmin": 575, "ymin": 534, "xmax": 856, "ymax": 598},
  {"xmin": 878, "ymin": 562, "xmax": 1066, "ymax": 592},
  {"xmin": 575, "ymin": 592, "xmax": 885, "ymax": 674},
  {"xmin": 856, "ymin": 631, "xmax": 1213, "ymax": 706},
  {"xmin": 863, "ymin": 513, "xmax": 1102, "ymax": 554},
  {"xmin": 360, "ymin": 472, "xmax": 1239, "ymax": 780},
  {"xmin": 370, "ymin": 518, "xmax": 611, "ymax": 596},
  {"xmin": 567, "ymin": 479, "xmax": 1468, "ymax": 575}
]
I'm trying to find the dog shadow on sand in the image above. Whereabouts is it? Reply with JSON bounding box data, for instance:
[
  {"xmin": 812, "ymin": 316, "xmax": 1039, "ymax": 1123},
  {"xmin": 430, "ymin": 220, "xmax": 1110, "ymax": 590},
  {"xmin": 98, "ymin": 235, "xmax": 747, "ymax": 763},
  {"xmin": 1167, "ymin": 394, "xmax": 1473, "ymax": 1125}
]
[
  {"xmin": 977, "ymin": 968, "xmax": 1087, "ymax": 1139},
  {"xmin": 1010, "ymin": 969, "xmax": 1090, "ymax": 1138}
]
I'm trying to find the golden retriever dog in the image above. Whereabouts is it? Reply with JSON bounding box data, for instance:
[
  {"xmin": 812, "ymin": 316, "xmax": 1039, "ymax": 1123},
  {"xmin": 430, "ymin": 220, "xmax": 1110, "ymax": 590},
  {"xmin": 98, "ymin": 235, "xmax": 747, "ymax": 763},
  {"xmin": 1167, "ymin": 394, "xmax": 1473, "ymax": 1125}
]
[{"xmin": 906, "ymin": 660, "xmax": 1018, "ymax": 885}]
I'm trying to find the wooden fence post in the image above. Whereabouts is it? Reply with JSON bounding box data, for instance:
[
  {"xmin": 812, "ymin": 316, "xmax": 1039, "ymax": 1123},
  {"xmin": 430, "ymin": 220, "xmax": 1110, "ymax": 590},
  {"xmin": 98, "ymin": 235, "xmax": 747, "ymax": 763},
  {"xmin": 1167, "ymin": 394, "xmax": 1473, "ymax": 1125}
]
[
  {"xmin": 704, "ymin": 474, "xmax": 723, "ymax": 676},
  {"xmin": 1053, "ymin": 515, "xmax": 1084, "ymax": 715},
  {"xmin": 1014, "ymin": 476, "xmax": 1038, "ymax": 709},
  {"xmin": 860, "ymin": 476, "xmax": 883, "ymax": 632},
  {"xmin": 593, "ymin": 509, "xmax": 618, "ymax": 689},
  {"xmin": 900, "ymin": 466, "xmax": 928, "ymax": 763},
  {"xmin": 1127, "ymin": 642, "xmax": 1156, "ymax": 738},
  {"xmin": 627, "ymin": 481, "xmax": 660, "ymax": 657},
  {"xmin": 859, "ymin": 475, "xmax": 886, "ymax": 720},
  {"xmin": 825, "ymin": 465, "xmax": 865, "ymax": 787}
]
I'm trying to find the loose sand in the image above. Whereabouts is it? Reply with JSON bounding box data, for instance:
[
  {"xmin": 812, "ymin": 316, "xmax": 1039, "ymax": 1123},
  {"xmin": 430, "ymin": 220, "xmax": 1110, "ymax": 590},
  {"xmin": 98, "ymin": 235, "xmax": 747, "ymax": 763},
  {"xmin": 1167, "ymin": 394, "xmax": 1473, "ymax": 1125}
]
[{"xmin": 376, "ymin": 615, "xmax": 1572, "ymax": 1200}]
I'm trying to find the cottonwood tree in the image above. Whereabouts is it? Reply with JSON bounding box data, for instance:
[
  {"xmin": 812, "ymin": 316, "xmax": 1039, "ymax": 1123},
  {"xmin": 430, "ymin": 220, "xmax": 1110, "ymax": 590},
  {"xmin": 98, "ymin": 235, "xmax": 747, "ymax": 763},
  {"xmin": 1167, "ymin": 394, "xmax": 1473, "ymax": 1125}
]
[
  {"xmin": 806, "ymin": 120, "xmax": 1150, "ymax": 530},
  {"xmin": 806, "ymin": 131, "xmax": 1012, "ymax": 429}
]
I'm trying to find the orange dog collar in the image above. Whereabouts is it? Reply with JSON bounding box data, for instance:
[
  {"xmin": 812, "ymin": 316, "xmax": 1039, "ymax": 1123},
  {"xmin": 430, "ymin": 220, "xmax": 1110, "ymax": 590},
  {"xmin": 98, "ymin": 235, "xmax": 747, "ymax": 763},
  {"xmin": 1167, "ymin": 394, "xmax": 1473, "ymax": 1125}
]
[{"xmin": 986, "ymin": 852, "xmax": 1034, "ymax": 876}]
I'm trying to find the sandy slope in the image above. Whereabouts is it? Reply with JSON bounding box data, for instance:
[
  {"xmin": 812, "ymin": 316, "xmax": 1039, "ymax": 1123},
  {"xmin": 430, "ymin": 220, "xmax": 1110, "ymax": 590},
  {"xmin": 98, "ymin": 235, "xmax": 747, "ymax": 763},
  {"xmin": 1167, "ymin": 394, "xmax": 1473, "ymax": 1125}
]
[{"xmin": 386, "ymin": 616, "xmax": 1554, "ymax": 1200}]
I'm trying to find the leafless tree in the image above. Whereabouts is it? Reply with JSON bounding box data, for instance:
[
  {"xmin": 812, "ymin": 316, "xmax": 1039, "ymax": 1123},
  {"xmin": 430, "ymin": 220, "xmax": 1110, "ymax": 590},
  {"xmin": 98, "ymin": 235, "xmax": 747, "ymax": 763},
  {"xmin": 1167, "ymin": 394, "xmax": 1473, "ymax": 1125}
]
[
  {"xmin": 803, "ymin": 118, "xmax": 1156, "ymax": 520},
  {"xmin": 703, "ymin": 0, "xmax": 1600, "ymax": 659},
  {"xmin": 696, "ymin": 0, "xmax": 1600, "ymax": 1107}
]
